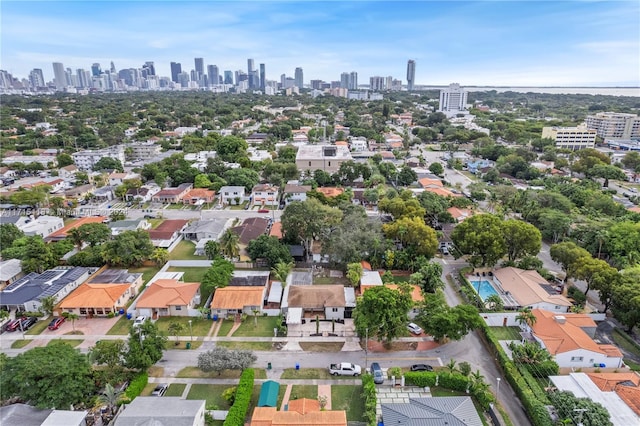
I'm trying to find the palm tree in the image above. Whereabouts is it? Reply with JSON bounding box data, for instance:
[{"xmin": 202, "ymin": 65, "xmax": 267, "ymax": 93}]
[
  {"xmin": 204, "ymin": 240, "xmax": 220, "ymax": 260},
  {"xmin": 150, "ymin": 248, "xmax": 169, "ymax": 266},
  {"xmin": 271, "ymin": 260, "xmax": 294, "ymax": 287},
  {"xmin": 445, "ymin": 359, "xmax": 458, "ymax": 373},
  {"xmin": 484, "ymin": 294, "xmax": 504, "ymax": 312},
  {"xmin": 40, "ymin": 295, "xmax": 57, "ymax": 317},
  {"xmin": 64, "ymin": 312, "xmax": 80, "ymax": 331},
  {"xmin": 167, "ymin": 322, "xmax": 184, "ymax": 345},
  {"xmin": 95, "ymin": 383, "xmax": 124, "ymax": 415},
  {"xmin": 68, "ymin": 228, "xmax": 84, "ymax": 251},
  {"xmin": 219, "ymin": 229, "xmax": 240, "ymax": 260},
  {"xmin": 516, "ymin": 307, "xmax": 537, "ymax": 330}
]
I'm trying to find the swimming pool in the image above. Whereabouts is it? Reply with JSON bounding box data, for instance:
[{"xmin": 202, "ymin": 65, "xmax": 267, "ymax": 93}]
[{"xmin": 470, "ymin": 279, "xmax": 499, "ymax": 301}]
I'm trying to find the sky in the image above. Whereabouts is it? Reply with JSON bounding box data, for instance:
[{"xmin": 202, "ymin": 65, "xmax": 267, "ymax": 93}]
[{"xmin": 1, "ymin": 0, "xmax": 639, "ymax": 87}]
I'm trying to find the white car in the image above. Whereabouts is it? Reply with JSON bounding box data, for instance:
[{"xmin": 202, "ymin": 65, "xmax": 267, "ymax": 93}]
[
  {"xmin": 133, "ymin": 316, "xmax": 147, "ymax": 328},
  {"xmin": 407, "ymin": 322, "xmax": 423, "ymax": 335}
]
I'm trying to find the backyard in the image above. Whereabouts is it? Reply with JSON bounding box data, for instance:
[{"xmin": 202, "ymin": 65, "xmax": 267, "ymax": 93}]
[
  {"xmin": 331, "ymin": 385, "xmax": 366, "ymax": 421},
  {"xmin": 168, "ymin": 240, "xmax": 205, "ymax": 261},
  {"xmin": 489, "ymin": 326, "xmax": 522, "ymax": 340},
  {"xmin": 166, "ymin": 267, "xmax": 210, "ymax": 283}
]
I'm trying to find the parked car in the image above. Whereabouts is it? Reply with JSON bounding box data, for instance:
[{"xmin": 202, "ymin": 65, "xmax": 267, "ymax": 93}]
[
  {"xmin": 133, "ymin": 316, "xmax": 147, "ymax": 328},
  {"xmin": 329, "ymin": 362, "xmax": 362, "ymax": 376},
  {"xmin": 144, "ymin": 214, "xmax": 156, "ymax": 219},
  {"xmin": 151, "ymin": 383, "xmax": 168, "ymax": 397},
  {"xmin": 258, "ymin": 209, "xmax": 269, "ymax": 213},
  {"xmin": 410, "ymin": 364, "xmax": 434, "ymax": 372},
  {"xmin": 370, "ymin": 362, "xmax": 384, "ymax": 384},
  {"xmin": 4, "ymin": 318, "xmax": 24, "ymax": 332},
  {"xmin": 48, "ymin": 317, "xmax": 65, "ymax": 330},
  {"xmin": 407, "ymin": 322, "xmax": 423, "ymax": 335},
  {"xmin": 20, "ymin": 316, "xmax": 38, "ymax": 331}
]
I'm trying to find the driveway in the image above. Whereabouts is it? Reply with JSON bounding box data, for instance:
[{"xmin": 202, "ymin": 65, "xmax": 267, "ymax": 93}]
[{"xmin": 45, "ymin": 316, "xmax": 119, "ymax": 337}]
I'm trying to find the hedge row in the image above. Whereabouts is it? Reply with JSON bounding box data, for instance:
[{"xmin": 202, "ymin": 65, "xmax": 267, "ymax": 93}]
[
  {"xmin": 361, "ymin": 374, "xmax": 377, "ymax": 426},
  {"xmin": 223, "ymin": 368, "xmax": 254, "ymax": 426},
  {"xmin": 516, "ymin": 364, "xmax": 550, "ymax": 404},
  {"xmin": 613, "ymin": 328, "xmax": 640, "ymax": 353},
  {"xmin": 123, "ymin": 372, "xmax": 148, "ymax": 402},
  {"xmin": 404, "ymin": 371, "xmax": 494, "ymax": 410},
  {"xmin": 479, "ymin": 323, "xmax": 553, "ymax": 426}
]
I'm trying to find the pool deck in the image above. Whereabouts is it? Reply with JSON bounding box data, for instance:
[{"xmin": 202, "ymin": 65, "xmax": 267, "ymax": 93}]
[{"xmin": 467, "ymin": 274, "xmax": 519, "ymax": 308}]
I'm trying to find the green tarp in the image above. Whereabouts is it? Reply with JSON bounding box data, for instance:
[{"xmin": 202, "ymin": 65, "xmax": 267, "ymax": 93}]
[{"xmin": 257, "ymin": 380, "xmax": 280, "ymax": 407}]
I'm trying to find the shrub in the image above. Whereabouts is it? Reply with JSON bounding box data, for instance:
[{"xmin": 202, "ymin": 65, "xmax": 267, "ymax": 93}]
[
  {"xmin": 567, "ymin": 286, "xmax": 586, "ymax": 306},
  {"xmin": 362, "ymin": 374, "xmax": 377, "ymax": 426},
  {"xmin": 222, "ymin": 386, "xmax": 237, "ymax": 405},
  {"xmin": 223, "ymin": 368, "xmax": 254, "ymax": 426},
  {"xmin": 459, "ymin": 361, "xmax": 472, "ymax": 376},
  {"xmin": 123, "ymin": 372, "xmax": 148, "ymax": 402},
  {"xmin": 387, "ymin": 366, "xmax": 402, "ymax": 379}
]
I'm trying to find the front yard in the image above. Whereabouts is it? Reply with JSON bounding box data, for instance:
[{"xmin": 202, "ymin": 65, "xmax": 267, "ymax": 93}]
[
  {"xmin": 331, "ymin": 385, "xmax": 366, "ymax": 421},
  {"xmin": 155, "ymin": 317, "xmax": 212, "ymax": 337},
  {"xmin": 232, "ymin": 316, "xmax": 280, "ymax": 337}
]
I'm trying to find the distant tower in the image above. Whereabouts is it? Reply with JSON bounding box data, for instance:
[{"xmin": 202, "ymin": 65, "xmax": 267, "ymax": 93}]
[
  {"xmin": 170, "ymin": 62, "xmax": 182, "ymax": 83},
  {"xmin": 52, "ymin": 62, "xmax": 66, "ymax": 90},
  {"xmin": 29, "ymin": 69, "xmax": 45, "ymax": 88},
  {"xmin": 144, "ymin": 61, "xmax": 156, "ymax": 76},
  {"xmin": 110, "ymin": 61, "xmax": 117, "ymax": 74},
  {"xmin": 91, "ymin": 63, "xmax": 102, "ymax": 77},
  {"xmin": 207, "ymin": 65, "xmax": 219, "ymax": 87},
  {"xmin": 294, "ymin": 67, "xmax": 303, "ymax": 88},
  {"xmin": 247, "ymin": 58, "xmax": 255, "ymax": 88},
  {"xmin": 259, "ymin": 63, "xmax": 266, "ymax": 91},
  {"xmin": 438, "ymin": 83, "xmax": 468, "ymax": 113},
  {"xmin": 349, "ymin": 71, "xmax": 358, "ymax": 90},
  {"xmin": 224, "ymin": 70, "xmax": 233, "ymax": 85},
  {"xmin": 194, "ymin": 58, "xmax": 204, "ymax": 82},
  {"xmin": 340, "ymin": 72, "xmax": 350, "ymax": 89},
  {"xmin": 406, "ymin": 60, "xmax": 416, "ymax": 91}
]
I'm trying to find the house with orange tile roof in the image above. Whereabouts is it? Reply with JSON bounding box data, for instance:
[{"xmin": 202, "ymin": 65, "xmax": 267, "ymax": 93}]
[
  {"xmin": 269, "ymin": 221, "xmax": 283, "ymax": 239},
  {"xmin": 148, "ymin": 219, "xmax": 189, "ymax": 249},
  {"xmin": 45, "ymin": 216, "xmax": 107, "ymax": 242},
  {"xmin": 531, "ymin": 309, "xmax": 623, "ymax": 368},
  {"xmin": 492, "ymin": 267, "xmax": 572, "ymax": 313},
  {"xmin": 151, "ymin": 183, "xmax": 192, "ymax": 204},
  {"xmin": 210, "ymin": 286, "xmax": 266, "ymax": 319},
  {"xmin": 587, "ymin": 372, "xmax": 640, "ymax": 418},
  {"xmin": 58, "ymin": 283, "xmax": 133, "ymax": 317},
  {"xmin": 418, "ymin": 177, "xmax": 444, "ymax": 188},
  {"xmin": 250, "ymin": 398, "xmax": 347, "ymax": 426},
  {"xmin": 182, "ymin": 188, "xmax": 215, "ymax": 205},
  {"xmin": 134, "ymin": 279, "xmax": 201, "ymax": 318},
  {"xmin": 447, "ymin": 207, "xmax": 474, "ymax": 222}
]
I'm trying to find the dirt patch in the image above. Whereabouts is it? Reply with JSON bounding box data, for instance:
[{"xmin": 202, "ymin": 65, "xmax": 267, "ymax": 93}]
[
  {"xmin": 367, "ymin": 340, "xmax": 418, "ymax": 352},
  {"xmin": 299, "ymin": 342, "xmax": 345, "ymax": 352}
]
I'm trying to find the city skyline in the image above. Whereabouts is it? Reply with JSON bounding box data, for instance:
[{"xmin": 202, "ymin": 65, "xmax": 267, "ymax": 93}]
[{"xmin": 1, "ymin": 1, "xmax": 639, "ymax": 87}]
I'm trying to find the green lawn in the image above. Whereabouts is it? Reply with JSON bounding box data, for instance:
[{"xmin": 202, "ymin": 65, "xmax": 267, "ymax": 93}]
[
  {"xmin": 489, "ymin": 326, "xmax": 522, "ymax": 340},
  {"xmin": 177, "ymin": 367, "xmax": 266, "ymax": 379},
  {"xmin": 169, "ymin": 240, "xmax": 205, "ymax": 261},
  {"xmin": 148, "ymin": 219, "xmax": 163, "ymax": 228},
  {"xmin": 128, "ymin": 265, "xmax": 161, "ymax": 285},
  {"xmin": 281, "ymin": 368, "xmax": 352, "ymax": 380},
  {"xmin": 167, "ymin": 203, "xmax": 186, "ymax": 210},
  {"xmin": 217, "ymin": 341, "xmax": 275, "ymax": 351},
  {"xmin": 25, "ymin": 316, "xmax": 51, "ymax": 335},
  {"xmin": 107, "ymin": 316, "xmax": 133, "ymax": 335},
  {"xmin": 166, "ymin": 267, "xmax": 210, "ymax": 283},
  {"xmin": 140, "ymin": 383, "xmax": 157, "ymax": 396},
  {"xmin": 232, "ymin": 316, "xmax": 280, "ymax": 337},
  {"xmin": 155, "ymin": 317, "xmax": 213, "ymax": 336},
  {"xmin": 187, "ymin": 384, "xmax": 233, "ymax": 410},
  {"xmin": 289, "ymin": 385, "xmax": 317, "ymax": 400},
  {"xmin": 11, "ymin": 340, "xmax": 31, "ymax": 349},
  {"xmin": 216, "ymin": 319, "xmax": 235, "ymax": 336},
  {"xmin": 165, "ymin": 383, "xmax": 186, "ymax": 397},
  {"xmin": 165, "ymin": 340, "xmax": 203, "ymax": 350},
  {"xmin": 331, "ymin": 385, "xmax": 366, "ymax": 421},
  {"xmin": 47, "ymin": 339, "xmax": 83, "ymax": 347},
  {"xmin": 313, "ymin": 277, "xmax": 349, "ymax": 285}
]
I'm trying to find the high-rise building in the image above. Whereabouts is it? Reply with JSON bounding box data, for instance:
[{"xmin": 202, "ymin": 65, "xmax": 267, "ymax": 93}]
[
  {"xmin": 52, "ymin": 62, "xmax": 66, "ymax": 90},
  {"xmin": 29, "ymin": 69, "xmax": 45, "ymax": 88},
  {"xmin": 340, "ymin": 72, "xmax": 350, "ymax": 89},
  {"xmin": 194, "ymin": 58, "xmax": 204, "ymax": 76},
  {"xmin": 75, "ymin": 68, "xmax": 89, "ymax": 88},
  {"xmin": 91, "ymin": 63, "xmax": 102, "ymax": 77},
  {"xmin": 406, "ymin": 60, "xmax": 416, "ymax": 91},
  {"xmin": 110, "ymin": 61, "xmax": 117, "ymax": 74},
  {"xmin": 247, "ymin": 59, "xmax": 255, "ymax": 88},
  {"xmin": 280, "ymin": 74, "xmax": 286, "ymax": 88},
  {"xmin": 207, "ymin": 65, "xmax": 219, "ymax": 87},
  {"xmin": 310, "ymin": 80, "xmax": 323, "ymax": 90},
  {"xmin": 438, "ymin": 83, "xmax": 468, "ymax": 114},
  {"xmin": 224, "ymin": 71, "xmax": 233, "ymax": 84},
  {"xmin": 370, "ymin": 76, "xmax": 385, "ymax": 91},
  {"xmin": 294, "ymin": 67, "xmax": 303, "ymax": 88},
  {"xmin": 585, "ymin": 112, "xmax": 640, "ymax": 139},
  {"xmin": 170, "ymin": 62, "xmax": 182, "ymax": 83},
  {"xmin": 259, "ymin": 63, "xmax": 266, "ymax": 91},
  {"xmin": 143, "ymin": 61, "xmax": 156, "ymax": 76},
  {"xmin": 349, "ymin": 71, "xmax": 358, "ymax": 90}
]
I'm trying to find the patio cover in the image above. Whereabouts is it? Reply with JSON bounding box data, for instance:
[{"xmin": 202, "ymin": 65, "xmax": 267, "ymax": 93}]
[
  {"xmin": 258, "ymin": 380, "xmax": 280, "ymax": 407},
  {"xmin": 286, "ymin": 307, "xmax": 303, "ymax": 325}
]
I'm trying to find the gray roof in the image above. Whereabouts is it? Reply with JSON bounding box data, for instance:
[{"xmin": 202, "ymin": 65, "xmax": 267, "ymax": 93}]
[
  {"xmin": 0, "ymin": 259, "xmax": 22, "ymax": 281},
  {"xmin": 381, "ymin": 397, "xmax": 483, "ymax": 426},
  {"xmin": 344, "ymin": 287, "xmax": 356, "ymax": 307},
  {"xmin": 109, "ymin": 219, "xmax": 143, "ymax": 229},
  {"xmin": 267, "ymin": 281, "xmax": 283, "ymax": 304},
  {"xmin": 0, "ymin": 267, "xmax": 90, "ymax": 307},
  {"xmin": 41, "ymin": 410, "xmax": 87, "ymax": 426},
  {"xmin": 0, "ymin": 214, "xmax": 21, "ymax": 224},
  {"xmin": 0, "ymin": 403, "xmax": 52, "ymax": 426},
  {"xmin": 289, "ymin": 270, "xmax": 313, "ymax": 286},
  {"xmin": 114, "ymin": 397, "xmax": 205, "ymax": 426},
  {"xmin": 182, "ymin": 219, "xmax": 230, "ymax": 237},
  {"xmin": 89, "ymin": 269, "xmax": 142, "ymax": 284}
]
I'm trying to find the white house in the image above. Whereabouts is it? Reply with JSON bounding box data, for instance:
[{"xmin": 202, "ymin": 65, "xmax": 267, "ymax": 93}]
[
  {"xmin": 531, "ymin": 309, "xmax": 623, "ymax": 369},
  {"xmin": 218, "ymin": 186, "xmax": 246, "ymax": 205},
  {"xmin": 251, "ymin": 184, "xmax": 279, "ymax": 207},
  {"xmin": 20, "ymin": 215, "xmax": 64, "ymax": 238},
  {"xmin": 283, "ymin": 183, "xmax": 311, "ymax": 205}
]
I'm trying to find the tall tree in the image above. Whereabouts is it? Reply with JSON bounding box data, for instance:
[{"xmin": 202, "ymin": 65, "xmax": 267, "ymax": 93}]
[
  {"xmin": 102, "ymin": 229, "xmax": 154, "ymax": 267},
  {"xmin": 197, "ymin": 347, "xmax": 257, "ymax": 376},
  {"xmin": 382, "ymin": 216, "xmax": 438, "ymax": 258},
  {"xmin": 201, "ymin": 258, "xmax": 234, "ymax": 297},
  {"xmin": 502, "ymin": 219, "xmax": 542, "ymax": 261},
  {"xmin": 204, "ymin": 240, "xmax": 220, "ymax": 260},
  {"xmin": 124, "ymin": 320, "xmax": 167, "ymax": 372},
  {"xmin": 353, "ymin": 284, "xmax": 413, "ymax": 344},
  {"xmin": 247, "ymin": 235, "xmax": 292, "ymax": 267},
  {"xmin": 219, "ymin": 228, "xmax": 240, "ymax": 260},
  {"xmin": 417, "ymin": 291, "xmax": 483, "ymax": 342},
  {"xmin": 451, "ymin": 214, "xmax": 507, "ymax": 267},
  {"xmin": 346, "ymin": 262, "xmax": 364, "ymax": 287},
  {"xmin": 150, "ymin": 248, "xmax": 169, "ymax": 266},
  {"xmin": 271, "ymin": 260, "xmax": 294, "ymax": 285},
  {"xmin": 0, "ymin": 224, "xmax": 23, "ymax": 248},
  {"xmin": 0, "ymin": 341, "xmax": 94, "ymax": 409},
  {"xmin": 550, "ymin": 241, "xmax": 591, "ymax": 283}
]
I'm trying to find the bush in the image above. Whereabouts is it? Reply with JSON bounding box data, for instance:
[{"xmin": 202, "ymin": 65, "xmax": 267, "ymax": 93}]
[
  {"xmin": 567, "ymin": 286, "xmax": 586, "ymax": 306},
  {"xmin": 387, "ymin": 367, "xmax": 402, "ymax": 379},
  {"xmin": 362, "ymin": 374, "xmax": 377, "ymax": 426},
  {"xmin": 222, "ymin": 386, "xmax": 237, "ymax": 405},
  {"xmin": 223, "ymin": 369, "xmax": 254, "ymax": 426},
  {"xmin": 123, "ymin": 372, "xmax": 148, "ymax": 402},
  {"xmin": 459, "ymin": 361, "xmax": 472, "ymax": 376},
  {"xmin": 21, "ymin": 311, "xmax": 44, "ymax": 318}
]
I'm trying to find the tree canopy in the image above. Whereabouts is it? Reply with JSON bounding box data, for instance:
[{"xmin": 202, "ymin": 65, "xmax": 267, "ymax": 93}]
[{"xmin": 353, "ymin": 284, "xmax": 413, "ymax": 344}]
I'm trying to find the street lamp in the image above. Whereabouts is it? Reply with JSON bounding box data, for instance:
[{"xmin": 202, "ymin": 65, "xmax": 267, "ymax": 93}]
[
  {"xmin": 188, "ymin": 320, "xmax": 193, "ymax": 342},
  {"xmin": 496, "ymin": 377, "xmax": 501, "ymax": 400}
]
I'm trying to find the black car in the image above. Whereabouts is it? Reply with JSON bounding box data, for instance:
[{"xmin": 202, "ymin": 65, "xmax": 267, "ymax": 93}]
[
  {"xmin": 410, "ymin": 364, "xmax": 433, "ymax": 372},
  {"xmin": 144, "ymin": 214, "xmax": 156, "ymax": 219},
  {"xmin": 20, "ymin": 316, "xmax": 38, "ymax": 330}
]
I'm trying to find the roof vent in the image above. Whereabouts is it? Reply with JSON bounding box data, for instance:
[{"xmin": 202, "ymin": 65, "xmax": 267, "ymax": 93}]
[{"xmin": 554, "ymin": 315, "xmax": 566, "ymax": 324}]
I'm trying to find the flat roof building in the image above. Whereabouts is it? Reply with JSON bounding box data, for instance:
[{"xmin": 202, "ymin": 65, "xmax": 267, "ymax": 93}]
[
  {"xmin": 542, "ymin": 125, "xmax": 597, "ymax": 150},
  {"xmin": 295, "ymin": 144, "xmax": 352, "ymax": 173}
]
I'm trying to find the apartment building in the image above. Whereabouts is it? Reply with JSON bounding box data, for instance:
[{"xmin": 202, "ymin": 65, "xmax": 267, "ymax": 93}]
[
  {"xmin": 586, "ymin": 112, "xmax": 640, "ymax": 139},
  {"xmin": 541, "ymin": 125, "xmax": 597, "ymax": 150},
  {"xmin": 72, "ymin": 146, "xmax": 125, "ymax": 171},
  {"xmin": 295, "ymin": 144, "xmax": 352, "ymax": 173}
]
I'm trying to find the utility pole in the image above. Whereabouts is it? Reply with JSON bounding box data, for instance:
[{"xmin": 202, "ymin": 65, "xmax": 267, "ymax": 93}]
[{"xmin": 365, "ymin": 328, "xmax": 369, "ymax": 370}]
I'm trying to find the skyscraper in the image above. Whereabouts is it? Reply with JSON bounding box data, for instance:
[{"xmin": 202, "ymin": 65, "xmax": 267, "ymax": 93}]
[
  {"xmin": 294, "ymin": 67, "xmax": 303, "ymax": 88},
  {"xmin": 110, "ymin": 61, "xmax": 117, "ymax": 74},
  {"xmin": 349, "ymin": 71, "xmax": 358, "ymax": 90},
  {"xmin": 370, "ymin": 76, "xmax": 385, "ymax": 91},
  {"xmin": 207, "ymin": 65, "xmax": 219, "ymax": 87},
  {"xmin": 170, "ymin": 62, "xmax": 182, "ymax": 83},
  {"xmin": 143, "ymin": 61, "xmax": 156, "ymax": 76},
  {"xmin": 224, "ymin": 71, "xmax": 233, "ymax": 85},
  {"xmin": 406, "ymin": 60, "xmax": 416, "ymax": 91},
  {"xmin": 247, "ymin": 59, "xmax": 255, "ymax": 88},
  {"xmin": 91, "ymin": 63, "xmax": 102, "ymax": 77},
  {"xmin": 29, "ymin": 69, "xmax": 45, "ymax": 88},
  {"xmin": 259, "ymin": 63, "xmax": 266, "ymax": 91},
  {"xmin": 52, "ymin": 62, "xmax": 66, "ymax": 90},
  {"xmin": 194, "ymin": 58, "xmax": 204, "ymax": 83},
  {"xmin": 438, "ymin": 83, "xmax": 468, "ymax": 114}
]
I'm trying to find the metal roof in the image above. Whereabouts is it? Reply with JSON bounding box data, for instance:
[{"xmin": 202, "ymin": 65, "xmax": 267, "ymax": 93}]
[{"xmin": 381, "ymin": 397, "xmax": 483, "ymax": 426}]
